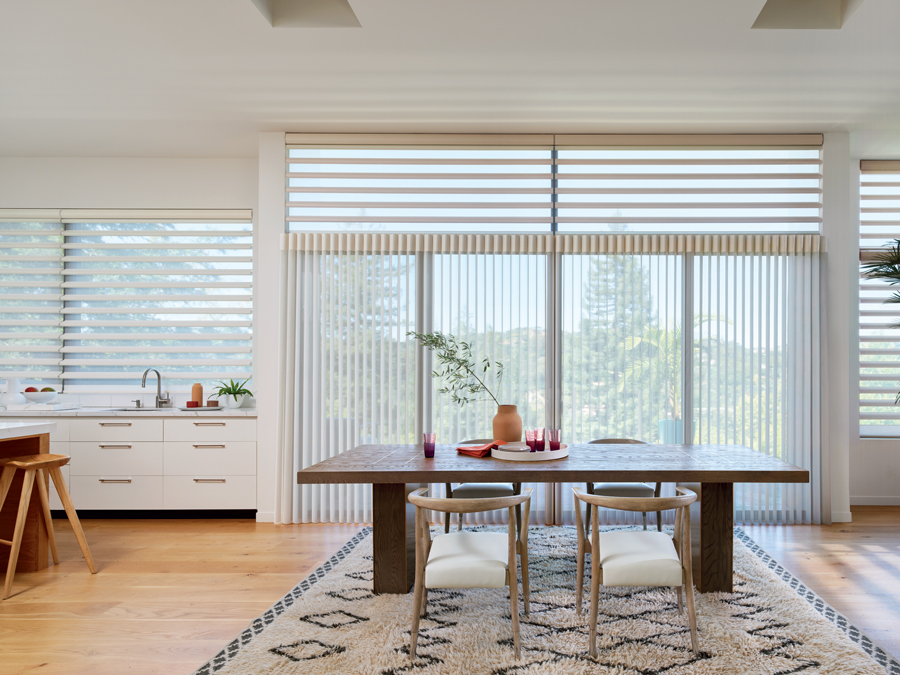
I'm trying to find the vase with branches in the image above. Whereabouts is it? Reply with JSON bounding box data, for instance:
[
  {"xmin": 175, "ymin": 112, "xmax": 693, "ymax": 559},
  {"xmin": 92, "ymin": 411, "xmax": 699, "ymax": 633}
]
[{"xmin": 408, "ymin": 331, "xmax": 522, "ymax": 442}]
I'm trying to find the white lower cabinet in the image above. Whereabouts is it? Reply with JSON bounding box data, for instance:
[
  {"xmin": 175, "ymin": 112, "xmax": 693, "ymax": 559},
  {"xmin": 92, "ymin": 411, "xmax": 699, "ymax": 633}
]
[
  {"xmin": 164, "ymin": 475, "xmax": 256, "ymax": 510},
  {"xmin": 70, "ymin": 475, "xmax": 164, "ymax": 510},
  {"xmin": 6, "ymin": 415, "xmax": 257, "ymax": 512}
]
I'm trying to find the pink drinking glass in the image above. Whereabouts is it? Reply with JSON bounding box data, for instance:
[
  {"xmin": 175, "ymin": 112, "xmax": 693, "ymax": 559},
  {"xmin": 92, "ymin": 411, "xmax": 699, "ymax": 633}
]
[
  {"xmin": 525, "ymin": 429, "xmax": 536, "ymax": 452},
  {"xmin": 423, "ymin": 432, "xmax": 436, "ymax": 458},
  {"xmin": 548, "ymin": 428, "xmax": 561, "ymax": 450},
  {"xmin": 535, "ymin": 427, "xmax": 545, "ymax": 451}
]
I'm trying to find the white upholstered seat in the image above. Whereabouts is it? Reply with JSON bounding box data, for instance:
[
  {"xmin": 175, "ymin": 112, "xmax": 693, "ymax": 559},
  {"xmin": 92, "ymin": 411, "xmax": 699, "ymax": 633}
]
[
  {"xmin": 451, "ymin": 482, "xmax": 515, "ymax": 499},
  {"xmin": 597, "ymin": 531, "xmax": 683, "ymax": 587},
  {"xmin": 591, "ymin": 482, "xmax": 655, "ymax": 499},
  {"xmin": 425, "ymin": 531, "xmax": 509, "ymax": 588}
]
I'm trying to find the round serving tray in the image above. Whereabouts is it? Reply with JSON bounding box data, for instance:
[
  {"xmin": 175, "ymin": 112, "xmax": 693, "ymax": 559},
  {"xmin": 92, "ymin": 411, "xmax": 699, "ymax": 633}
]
[{"xmin": 491, "ymin": 444, "xmax": 568, "ymax": 462}]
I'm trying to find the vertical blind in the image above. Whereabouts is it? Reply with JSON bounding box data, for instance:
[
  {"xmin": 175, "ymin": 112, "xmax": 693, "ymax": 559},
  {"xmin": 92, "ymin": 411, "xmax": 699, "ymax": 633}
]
[
  {"xmin": 859, "ymin": 161, "xmax": 900, "ymax": 435},
  {"xmin": 277, "ymin": 231, "xmax": 826, "ymax": 526},
  {"xmin": 0, "ymin": 210, "xmax": 253, "ymax": 392}
]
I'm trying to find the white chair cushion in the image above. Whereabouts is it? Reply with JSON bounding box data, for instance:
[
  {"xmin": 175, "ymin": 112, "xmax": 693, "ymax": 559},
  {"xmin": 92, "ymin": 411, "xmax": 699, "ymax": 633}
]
[
  {"xmin": 591, "ymin": 482, "xmax": 655, "ymax": 498},
  {"xmin": 425, "ymin": 532, "xmax": 509, "ymax": 589},
  {"xmin": 451, "ymin": 482, "xmax": 515, "ymax": 499},
  {"xmin": 597, "ymin": 531, "xmax": 683, "ymax": 587}
]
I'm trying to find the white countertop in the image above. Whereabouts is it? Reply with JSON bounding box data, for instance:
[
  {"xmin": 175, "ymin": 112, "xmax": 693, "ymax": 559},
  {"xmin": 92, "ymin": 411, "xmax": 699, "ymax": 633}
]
[
  {"xmin": 0, "ymin": 408, "xmax": 258, "ymax": 418},
  {"xmin": 0, "ymin": 421, "xmax": 58, "ymax": 440}
]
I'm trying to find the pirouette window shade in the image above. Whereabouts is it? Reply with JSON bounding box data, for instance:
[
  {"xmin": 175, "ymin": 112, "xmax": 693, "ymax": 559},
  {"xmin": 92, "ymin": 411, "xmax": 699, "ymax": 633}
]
[
  {"xmin": 859, "ymin": 161, "xmax": 900, "ymax": 435},
  {"xmin": 0, "ymin": 209, "xmax": 253, "ymax": 392},
  {"xmin": 285, "ymin": 134, "xmax": 824, "ymax": 235}
]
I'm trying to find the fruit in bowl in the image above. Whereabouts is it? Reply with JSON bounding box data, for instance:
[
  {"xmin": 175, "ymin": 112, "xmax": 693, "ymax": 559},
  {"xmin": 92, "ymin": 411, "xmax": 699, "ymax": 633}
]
[{"xmin": 22, "ymin": 387, "xmax": 57, "ymax": 404}]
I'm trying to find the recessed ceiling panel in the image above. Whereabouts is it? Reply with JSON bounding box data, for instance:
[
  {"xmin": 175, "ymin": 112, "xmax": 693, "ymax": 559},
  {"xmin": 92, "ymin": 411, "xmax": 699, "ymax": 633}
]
[
  {"xmin": 752, "ymin": 0, "xmax": 865, "ymax": 29},
  {"xmin": 251, "ymin": 0, "xmax": 360, "ymax": 27}
]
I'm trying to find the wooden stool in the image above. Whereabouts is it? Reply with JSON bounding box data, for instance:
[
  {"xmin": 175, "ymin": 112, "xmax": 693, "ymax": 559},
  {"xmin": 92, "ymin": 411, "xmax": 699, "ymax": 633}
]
[{"xmin": 0, "ymin": 454, "xmax": 96, "ymax": 599}]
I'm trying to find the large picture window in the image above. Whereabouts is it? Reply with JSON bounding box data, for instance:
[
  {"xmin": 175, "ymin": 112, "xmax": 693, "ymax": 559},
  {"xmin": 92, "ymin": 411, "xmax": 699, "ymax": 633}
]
[{"xmin": 0, "ymin": 210, "xmax": 253, "ymax": 392}]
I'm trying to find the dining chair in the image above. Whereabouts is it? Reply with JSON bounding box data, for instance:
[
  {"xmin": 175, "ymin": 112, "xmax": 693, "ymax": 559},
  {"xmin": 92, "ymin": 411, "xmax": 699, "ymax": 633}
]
[
  {"xmin": 444, "ymin": 439, "xmax": 522, "ymax": 533},
  {"xmin": 408, "ymin": 487, "xmax": 532, "ymax": 660},
  {"xmin": 585, "ymin": 439, "xmax": 661, "ymax": 532},
  {"xmin": 572, "ymin": 486, "xmax": 699, "ymax": 656}
]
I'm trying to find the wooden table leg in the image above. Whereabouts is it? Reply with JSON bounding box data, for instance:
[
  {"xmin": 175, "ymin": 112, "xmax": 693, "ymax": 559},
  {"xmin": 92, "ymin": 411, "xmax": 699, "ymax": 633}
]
[
  {"xmin": 679, "ymin": 482, "xmax": 734, "ymax": 593},
  {"xmin": 372, "ymin": 483, "xmax": 420, "ymax": 594},
  {"xmin": 0, "ymin": 434, "xmax": 50, "ymax": 573}
]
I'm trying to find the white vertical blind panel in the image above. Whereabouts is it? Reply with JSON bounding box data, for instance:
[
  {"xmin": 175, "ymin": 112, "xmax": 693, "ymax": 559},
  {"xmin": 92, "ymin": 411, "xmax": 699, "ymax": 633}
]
[
  {"xmin": 555, "ymin": 147, "xmax": 823, "ymax": 233},
  {"xmin": 693, "ymin": 251, "xmax": 820, "ymax": 524},
  {"xmin": 859, "ymin": 166, "xmax": 900, "ymax": 435},
  {"xmin": 60, "ymin": 221, "xmax": 253, "ymax": 391},
  {"xmin": 286, "ymin": 145, "xmax": 553, "ymax": 233},
  {"xmin": 290, "ymin": 244, "xmax": 416, "ymax": 523},
  {"xmin": 0, "ymin": 223, "xmax": 63, "ymax": 383}
]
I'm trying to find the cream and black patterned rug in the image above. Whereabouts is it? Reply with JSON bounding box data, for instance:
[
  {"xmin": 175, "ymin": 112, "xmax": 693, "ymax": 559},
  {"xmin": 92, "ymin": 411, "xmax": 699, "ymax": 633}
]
[{"xmin": 194, "ymin": 526, "xmax": 899, "ymax": 675}]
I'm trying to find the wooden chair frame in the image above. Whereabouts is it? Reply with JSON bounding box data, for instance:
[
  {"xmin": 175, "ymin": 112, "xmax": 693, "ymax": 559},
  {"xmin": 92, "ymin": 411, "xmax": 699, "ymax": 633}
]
[
  {"xmin": 586, "ymin": 439, "xmax": 661, "ymax": 532},
  {"xmin": 573, "ymin": 486, "xmax": 699, "ymax": 656},
  {"xmin": 0, "ymin": 454, "xmax": 96, "ymax": 600},
  {"xmin": 408, "ymin": 487, "xmax": 533, "ymax": 660},
  {"xmin": 444, "ymin": 439, "xmax": 522, "ymax": 534}
]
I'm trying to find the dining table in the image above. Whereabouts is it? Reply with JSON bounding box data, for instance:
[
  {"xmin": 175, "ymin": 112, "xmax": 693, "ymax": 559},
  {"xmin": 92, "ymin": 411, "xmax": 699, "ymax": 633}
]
[{"xmin": 296, "ymin": 443, "xmax": 809, "ymax": 594}]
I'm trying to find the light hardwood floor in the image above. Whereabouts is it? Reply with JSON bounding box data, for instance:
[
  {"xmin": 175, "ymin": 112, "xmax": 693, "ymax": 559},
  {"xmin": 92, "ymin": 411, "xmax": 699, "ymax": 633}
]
[{"xmin": 1, "ymin": 510, "xmax": 897, "ymax": 674}]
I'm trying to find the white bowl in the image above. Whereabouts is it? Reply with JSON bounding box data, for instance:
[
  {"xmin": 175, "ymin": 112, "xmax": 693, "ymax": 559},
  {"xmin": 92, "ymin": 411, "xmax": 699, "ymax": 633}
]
[{"xmin": 23, "ymin": 390, "xmax": 57, "ymax": 404}]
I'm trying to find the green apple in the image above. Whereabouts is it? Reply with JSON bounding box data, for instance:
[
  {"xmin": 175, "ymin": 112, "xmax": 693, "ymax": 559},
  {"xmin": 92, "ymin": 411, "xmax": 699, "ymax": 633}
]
[{"xmin": 40, "ymin": 387, "xmax": 55, "ymax": 392}]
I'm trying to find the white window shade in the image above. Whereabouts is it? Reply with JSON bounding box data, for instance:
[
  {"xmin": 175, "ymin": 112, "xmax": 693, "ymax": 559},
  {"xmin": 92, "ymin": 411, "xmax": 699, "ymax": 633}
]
[
  {"xmin": 554, "ymin": 146, "xmax": 823, "ymax": 234},
  {"xmin": 60, "ymin": 220, "xmax": 253, "ymax": 391},
  {"xmin": 0, "ymin": 222, "xmax": 64, "ymax": 384},
  {"xmin": 859, "ymin": 161, "xmax": 900, "ymax": 435}
]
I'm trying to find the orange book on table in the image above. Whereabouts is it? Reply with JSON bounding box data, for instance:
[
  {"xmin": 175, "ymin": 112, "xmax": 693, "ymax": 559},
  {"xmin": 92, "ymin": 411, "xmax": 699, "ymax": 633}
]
[{"xmin": 456, "ymin": 440, "xmax": 505, "ymax": 458}]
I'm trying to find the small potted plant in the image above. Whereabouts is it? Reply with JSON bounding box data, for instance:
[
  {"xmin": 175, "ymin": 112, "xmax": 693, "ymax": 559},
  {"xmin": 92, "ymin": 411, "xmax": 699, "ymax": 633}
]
[{"xmin": 210, "ymin": 378, "xmax": 253, "ymax": 409}]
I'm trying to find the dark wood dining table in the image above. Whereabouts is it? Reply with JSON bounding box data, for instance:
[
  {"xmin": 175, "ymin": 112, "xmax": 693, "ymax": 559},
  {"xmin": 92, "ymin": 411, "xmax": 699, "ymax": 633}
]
[{"xmin": 296, "ymin": 443, "xmax": 809, "ymax": 594}]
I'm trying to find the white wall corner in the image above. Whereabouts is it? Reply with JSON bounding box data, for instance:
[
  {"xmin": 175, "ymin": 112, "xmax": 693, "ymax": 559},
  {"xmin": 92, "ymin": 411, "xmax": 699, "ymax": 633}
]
[
  {"xmin": 822, "ymin": 132, "xmax": 854, "ymax": 524},
  {"xmin": 256, "ymin": 132, "xmax": 286, "ymax": 520}
]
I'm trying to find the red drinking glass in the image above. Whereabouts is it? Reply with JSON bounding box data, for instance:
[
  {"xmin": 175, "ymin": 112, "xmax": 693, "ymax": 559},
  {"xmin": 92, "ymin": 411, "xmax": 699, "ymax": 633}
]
[
  {"xmin": 525, "ymin": 429, "xmax": 536, "ymax": 452},
  {"xmin": 535, "ymin": 427, "xmax": 545, "ymax": 451},
  {"xmin": 423, "ymin": 432, "xmax": 436, "ymax": 458},
  {"xmin": 548, "ymin": 428, "xmax": 561, "ymax": 450}
]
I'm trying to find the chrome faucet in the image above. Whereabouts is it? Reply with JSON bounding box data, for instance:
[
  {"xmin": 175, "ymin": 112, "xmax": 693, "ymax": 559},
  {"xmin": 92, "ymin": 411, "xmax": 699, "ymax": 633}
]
[{"xmin": 141, "ymin": 368, "xmax": 171, "ymax": 408}]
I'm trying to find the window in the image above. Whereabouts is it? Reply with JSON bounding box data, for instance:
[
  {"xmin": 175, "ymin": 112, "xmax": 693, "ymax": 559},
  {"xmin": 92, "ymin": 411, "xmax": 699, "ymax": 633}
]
[
  {"xmin": 0, "ymin": 210, "xmax": 253, "ymax": 392},
  {"xmin": 859, "ymin": 161, "xmax": 900, "ymax": 435}
]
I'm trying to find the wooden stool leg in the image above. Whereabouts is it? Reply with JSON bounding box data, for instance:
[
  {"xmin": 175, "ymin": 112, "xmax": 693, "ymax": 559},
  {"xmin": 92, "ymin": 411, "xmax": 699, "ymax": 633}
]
[
  {"xmin": 3, "ymin": 469, "xmax": 35, "ymax": 600},
  {"xmin": 35, "ymin": 469, "xmax": 59, "ymax": 565},
  {"xmin": 49, "ymin": 467, "xmax": 96, "ymax": 574},
  {"xmin": 0, "ymin": 465, "xmax": 15, "ymax": 511}
]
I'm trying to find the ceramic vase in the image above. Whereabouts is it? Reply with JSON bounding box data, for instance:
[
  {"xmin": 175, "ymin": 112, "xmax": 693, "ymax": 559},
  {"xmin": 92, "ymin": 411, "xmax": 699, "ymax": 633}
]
[
  {"xmin": 0, "ymin": 378, "xmax": 27, "ymax": 407},
  {"xmin": 492, "ymin": 404, "xmax": 522, "ymax": 443},
  {"xmin": 224, "ymin": 394, "xmax": 245, "ymax": 409}
]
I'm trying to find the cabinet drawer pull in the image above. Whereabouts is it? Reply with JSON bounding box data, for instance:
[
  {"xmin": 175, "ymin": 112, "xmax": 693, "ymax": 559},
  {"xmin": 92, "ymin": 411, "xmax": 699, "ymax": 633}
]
[
  {"xmin": 193, "ymin": 422, "xmax": 226, "ymax": 426},
  {"xmin": 99, "ymin": 478, "xmax": 132, "ymax": 484},
  {"xmin": 99, "ymin": 444, "xmax": 132, "ymax": 449},
  {"xmin": 100, "ymin": 422, "xmax": 132, "ymax": 427},
  {"xmin": 193, "ymin": 478, "xmax": 227, "ymax": 483},
  {"xmin": 192, "ymin": 444, "xmax": 226, "ymax": 448}
]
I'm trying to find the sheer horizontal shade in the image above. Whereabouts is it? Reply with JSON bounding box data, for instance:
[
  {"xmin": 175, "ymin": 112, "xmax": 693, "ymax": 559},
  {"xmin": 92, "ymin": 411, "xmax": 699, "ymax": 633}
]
[{"xmin": 859, "ymin": 163, "xmax": 900, "ymax": 434}]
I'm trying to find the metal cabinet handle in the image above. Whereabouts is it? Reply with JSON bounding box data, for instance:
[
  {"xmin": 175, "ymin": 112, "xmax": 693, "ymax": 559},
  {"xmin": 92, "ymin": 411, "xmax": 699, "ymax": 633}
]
[
  {"xmin": 193, "ymin": 478, "xmax": 226, "ymax": 483},
  {"xmin": 193, "ymin": 422, "xmax": 226, "ymax": 426},
  {"xmin": 100, "ymin": 422, "xmax": 132, "ymax": 427},
  {"xmin": 99, "ymin": 478, "xmax": 132, "ymax": 484},
  {"xmin": 192, "ymin": 444, "xmax": 226, "ymax": 448},
  {"xmin": 99, "ymin": 444, "xmax": 132, "ymax": 449}
]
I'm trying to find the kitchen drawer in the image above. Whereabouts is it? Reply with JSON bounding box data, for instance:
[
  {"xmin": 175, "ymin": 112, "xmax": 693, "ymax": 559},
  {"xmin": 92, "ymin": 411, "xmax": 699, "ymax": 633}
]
[
  {"xmin": 164, "ymin": 418, "xmax": 256, "ymax": 443},
  {"xmin": 49, "ymin": 442, "xmax": 69, "ymax": 510},
  {"xmin": 69, "ymin": 418, "xmax": 163, "ymax": 442},
  {"xmin": 69, "ymin": 442, "xmax": 163, "ymax": 476},
  {"xmin": 164, "ymin": 442, "xmax": 256, "ymax": 476},
  {"xmin": 164, "ymin": 475, "xmax": 255, "ymax": 510},
  {"xmin": 69, "ymin": 475, "xmax": 163, "ymax": 510}
]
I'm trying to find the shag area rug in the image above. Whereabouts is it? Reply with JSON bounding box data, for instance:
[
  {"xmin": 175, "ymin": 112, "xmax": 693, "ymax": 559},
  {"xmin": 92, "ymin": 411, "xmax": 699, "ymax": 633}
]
[{"xmin": 194, "ymin": 526, "xmax": 899, "ymax": 675}]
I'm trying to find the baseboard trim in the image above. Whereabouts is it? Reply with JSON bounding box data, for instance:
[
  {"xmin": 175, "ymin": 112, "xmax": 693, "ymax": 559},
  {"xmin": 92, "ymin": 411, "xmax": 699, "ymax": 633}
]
[
  {"xmin": 850, "ymin": 497, "xmax": 900, "ymax": 506},
  {"xmin": 831, "ymin": 510, "xmax": 853, "ymax": 522},
  {"xmin": 255, "ymin": 510, "xmax": 275, "ymax": 523},
  {"xmin": 51, "ymin": 509, "xmax": 257, "ymax": 520}
]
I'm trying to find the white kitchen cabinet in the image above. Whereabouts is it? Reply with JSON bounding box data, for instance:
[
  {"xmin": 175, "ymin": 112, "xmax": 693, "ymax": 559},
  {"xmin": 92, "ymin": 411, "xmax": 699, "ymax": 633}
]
[
  {"xmin": 69, "ymin": 418, "xmax": 164, "ymax": 443},
  {"xmin": 163, "ymin": 475, "xmax": 256, "ymax": 510},
  {"xmin": 164, "ymin": 418, "xmax": 256, "ymax": 443},
  {"xmin": 70, "ymin": 475, "xmax": 164, "ymax": 510},
  {"xmin": 69, "ymin": 442, "xmax": 164, "ymax": 476},
  {"xmin": 164, "ymin": 441, "xmax": 256, "ymax": 476}
]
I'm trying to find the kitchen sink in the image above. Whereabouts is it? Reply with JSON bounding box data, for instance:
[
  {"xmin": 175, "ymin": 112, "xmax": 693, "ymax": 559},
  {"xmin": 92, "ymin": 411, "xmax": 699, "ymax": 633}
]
[{"xmin": 108, "ymin": 407, "xmax": 175, "ymax": 412}]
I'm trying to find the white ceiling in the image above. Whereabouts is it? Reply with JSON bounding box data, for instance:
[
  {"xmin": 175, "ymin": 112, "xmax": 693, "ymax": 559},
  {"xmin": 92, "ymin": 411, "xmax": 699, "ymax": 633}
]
[{"xmin": 1, "ymin": 0, "xmax": 899, "ymax": 158}]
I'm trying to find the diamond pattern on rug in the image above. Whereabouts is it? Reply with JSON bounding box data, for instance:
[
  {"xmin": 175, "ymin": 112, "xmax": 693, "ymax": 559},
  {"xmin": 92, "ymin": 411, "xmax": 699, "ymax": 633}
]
[{"xmin": 196, "ymin": 526, "xmax": 892, "ymax": 675}]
